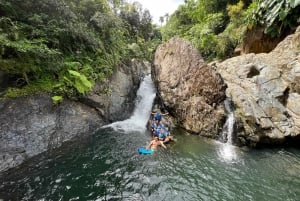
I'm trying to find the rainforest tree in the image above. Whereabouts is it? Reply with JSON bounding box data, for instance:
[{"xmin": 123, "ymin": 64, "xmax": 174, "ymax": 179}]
[
  {"xmin": 0, "ymin": 0, "xmax": 160, "ymax": 98},
  {"xmin": 161, "ymin": 0, "xmax": 299, "ymax": 60}
]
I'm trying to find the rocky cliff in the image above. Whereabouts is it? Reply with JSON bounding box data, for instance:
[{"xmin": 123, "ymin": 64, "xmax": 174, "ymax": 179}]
[
  {"xmin": 0, "ymin": 95, "xmax": 102, "ymax": 172},
  {"xmin": 153, "ymin": 37, "xmax": 227, "ymax": 137},
  {"xmin": 216, "ymin": 27, "xmax": 300, "ymax": 146},
  {"xmin": 0, "ymin": 60, "xmax": 150, "ymax": 172},
  {"xmin": 83, "ymin": 60, "xmax": 150, "ymax": 122},
  {"xmin": 153, "ymin": 28, "xmax": 300, "ymax": 146}
]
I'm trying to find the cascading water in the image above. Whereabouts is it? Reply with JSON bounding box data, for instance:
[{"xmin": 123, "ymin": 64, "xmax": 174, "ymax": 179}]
[
  {"xmin": 225, "ymin": 112, "xmax": 235, "ymax": 144},
  {"xmin": 222, "ymin": 99, "xmax": 235, "ymax": 144},
  {"xmin": 218, "ymin": 98, "xmax": 238, "ymax": 162},
  {"xmin": 105, "ymin": 74, "xmax": 156, "ymax": 132}
]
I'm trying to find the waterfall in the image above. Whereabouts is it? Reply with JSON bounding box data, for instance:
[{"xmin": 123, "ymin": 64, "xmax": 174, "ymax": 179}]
[
  {"xmin": 217, "ymin": 98, "xmax": 238, "ymax": 162},
  {"xmin": 105, "ymin": 75, "xmax": 156, "ymax": 132},
  {"xmin": 222, "ymin": 99, "xmax": 235, "ymax": 144},
  {"xmin": 225, "ymin": 112, "xmax": 234, "ymax": 144}
]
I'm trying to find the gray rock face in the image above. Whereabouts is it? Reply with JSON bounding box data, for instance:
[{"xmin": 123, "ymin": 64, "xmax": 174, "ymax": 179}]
[
  {"xmin": 216, "ymin": 27, "xmax": 300, "ymax": 146},
  {"xmin": 0, "ymin": 60, "xmax": 150, "ymax": 172},
  {"xmin": 0, "ymin": 94, "xmax": 102, "ymax": 172},
  {"xmin": 153, "ymin": 37, "xmax": 227, "ymax": 137},
  {"xmin": 83, "ymin": 60, "xmax": 151, "ymax": 122}
]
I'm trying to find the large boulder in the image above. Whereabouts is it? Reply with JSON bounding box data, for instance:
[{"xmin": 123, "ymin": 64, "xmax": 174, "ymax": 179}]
[
  {"xmin": 153, "ymin": 37, "xmax": 227, "ymax": 137},
  {"xmin": 216, "ymin": 27, "xmax": 300, "ymax": 146}
]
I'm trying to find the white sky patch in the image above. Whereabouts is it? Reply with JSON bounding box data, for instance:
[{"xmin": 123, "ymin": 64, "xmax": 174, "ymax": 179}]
[{"xmin": 132, "ymin": 0, "xmax": 184, "ymax": 25}]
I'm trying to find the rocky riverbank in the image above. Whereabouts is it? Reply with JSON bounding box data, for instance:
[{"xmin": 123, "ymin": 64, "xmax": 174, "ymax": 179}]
[{"xmin": 0, "ymin": 60, "xmax": 150, "ymax": 172}]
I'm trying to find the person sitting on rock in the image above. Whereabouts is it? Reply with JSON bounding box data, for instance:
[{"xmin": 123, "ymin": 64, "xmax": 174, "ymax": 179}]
[
  {"xmin": 151, "ymin": 119, "xmax": 159, "ymax": 137},
  {"xmin": 161, "ymin": 125, "xmax": 173, "ymax": 143},
  {"xmin": 151, "ymin": 110, "xmax": 169, "ymax": 123},
  {"xmin": 154, "ymin": 126, "xmax": 161, "ymax": 138}
]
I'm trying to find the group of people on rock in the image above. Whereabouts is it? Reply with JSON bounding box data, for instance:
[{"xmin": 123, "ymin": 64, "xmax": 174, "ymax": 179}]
[{"xmin": 147, "ymin": 110, "xmax": 174, "ymax": 150}]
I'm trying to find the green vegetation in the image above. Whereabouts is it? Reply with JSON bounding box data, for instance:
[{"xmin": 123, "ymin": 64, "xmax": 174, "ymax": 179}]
[
  {"xmin": 3, "ymin": 78, "xmax": 55, "ymax": 98},
  {"xmin": 0, "ymin": 0, "xmax": 161, "ymax": 99},
  {"xmin": 161, "ymin": 0, "xmax": 300, "ymax": 60},
  {"xmin": 247, "ymin": 0, "xmax": 300, "ymax": 37},
  {"xmin": 52, "ymin": 95, "xmax": 63, "ymax": 104},
  {"xmin": 1, "ymin": 0, "xmax": 299, "ymax": 99}
]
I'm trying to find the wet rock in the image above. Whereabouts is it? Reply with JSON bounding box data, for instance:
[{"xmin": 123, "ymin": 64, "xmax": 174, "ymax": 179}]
[
  {"xmin": 216, "ymin": 26, "xmax": 300, "ymax": 146},
  {"xmin": 0, "ymin": 60, "xmax": 150, "ymax": 172},
  {"xmin": 83, "ymin": 60, "xmax": 151, "ymax": 122},
  {"xmin": 0, "ymin": 94, "xmax": 103, "ymax": 172}
]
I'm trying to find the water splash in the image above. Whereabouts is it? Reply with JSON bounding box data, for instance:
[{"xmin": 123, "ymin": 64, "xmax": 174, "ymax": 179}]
[
  {"xmin": 105, "ymin": 75, "xmax": 156, "ymax": 132},
  {"xmin": 218, "ymin": 142, "xmax": 238, "ymax": 162},
  {"xmin": 218, "ymin": 98, "xmax": 238, "ymax": 162}
]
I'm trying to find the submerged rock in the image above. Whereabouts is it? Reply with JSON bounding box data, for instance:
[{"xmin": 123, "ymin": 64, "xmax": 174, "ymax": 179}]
[{"xmin": 153, "ymin": 37, "xmax": 227, "ymax": 137}]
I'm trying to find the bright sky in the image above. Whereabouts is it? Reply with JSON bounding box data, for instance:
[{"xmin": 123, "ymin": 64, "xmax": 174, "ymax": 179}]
[{"xmin": 132, "ymin": 0, "xmax": 184, "ymax": 25}]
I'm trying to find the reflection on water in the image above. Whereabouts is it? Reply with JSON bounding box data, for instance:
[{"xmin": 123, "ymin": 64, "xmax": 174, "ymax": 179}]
[{"xmin": 0, "ymin": 128, "xmax": 300, "ymax": 201}]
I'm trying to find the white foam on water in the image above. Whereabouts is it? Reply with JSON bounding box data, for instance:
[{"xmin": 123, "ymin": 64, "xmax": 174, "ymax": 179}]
[
  {"xmin": 218, "ymin": 99, "xmax": 238, "ymax": 162},
  {"xmin": 104, "ymin": 75, "xmax": 156, "ymax": 133},
  {"xmin": 219, "ymin": 143, "xmax": 238, "ymax": 162}
]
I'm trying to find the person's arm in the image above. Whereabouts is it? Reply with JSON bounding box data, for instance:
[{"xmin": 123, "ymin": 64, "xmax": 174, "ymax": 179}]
[
  {"xmin": 162, "ymin": 112, "xmax": 169, "ymax": 116},
  {"xmin": 160, "ymin": 141, "xmax": 167, "ymax": 149},
  {"xmin": 146, "ymin": 141, "xmax": 152, "ymax": 149}
]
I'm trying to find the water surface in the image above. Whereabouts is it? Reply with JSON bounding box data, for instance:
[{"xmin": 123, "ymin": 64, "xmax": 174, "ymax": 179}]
[
  {"xmin": 1, "ymin": 75, "xmax": 299, "ymax": 200},
  {"xmin": 1, "ymin": 128, "xmax": 300, "ymax": 201}
]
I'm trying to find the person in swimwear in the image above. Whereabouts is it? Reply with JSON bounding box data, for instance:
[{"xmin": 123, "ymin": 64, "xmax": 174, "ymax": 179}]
[{"xmin": 147, "ymin": 137, "xmax": 166, "ymax": 150}]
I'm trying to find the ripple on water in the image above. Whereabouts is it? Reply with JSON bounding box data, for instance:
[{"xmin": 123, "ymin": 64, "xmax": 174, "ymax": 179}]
[{"xmin": 1, "ymin": 128, "xmax": 300, "ymax": 201}]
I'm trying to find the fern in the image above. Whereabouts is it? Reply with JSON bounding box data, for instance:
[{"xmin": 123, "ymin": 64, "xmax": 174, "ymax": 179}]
[{"xmin": 67, "ymin": 70, "xmax": 93, "ymax": 94}]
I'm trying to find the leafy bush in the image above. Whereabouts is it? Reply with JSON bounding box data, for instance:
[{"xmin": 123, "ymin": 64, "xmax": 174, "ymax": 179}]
[
  {"xmin": 0, "ymin": 0, "xmax": 160, "ymax": 98},
  {"xmin": 247, "ymin": 0, "xmax": 300, "ymax": 37},
  {"xmin": 2, "ymin": 78, "xmax": 55, "ymax": 98},
  {"xmin": 215, "ymin": 0, "xmax": 247, "ymax": 58}
]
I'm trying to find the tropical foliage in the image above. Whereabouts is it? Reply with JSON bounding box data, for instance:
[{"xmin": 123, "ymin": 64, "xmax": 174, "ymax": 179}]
[
  {"xmin": 1, "ymin": 0, "xmax": 299, "ymax": 98},
  {"xmin": 161, "ymin": 0, "xmax": 250, "ymax": 60},
  {"xmin": 0, "ymin": 0, "xmax": 161, "ymax": 98},
  {"xmin": 247, "ymin": 0, "xmax": 300, "ymax": 37},
  {"xmin": 161, "ymin": 0, "xmax": 299, "ymax": 60}
]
